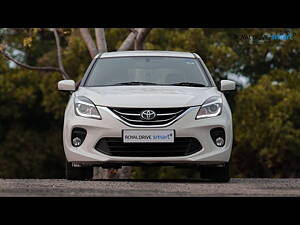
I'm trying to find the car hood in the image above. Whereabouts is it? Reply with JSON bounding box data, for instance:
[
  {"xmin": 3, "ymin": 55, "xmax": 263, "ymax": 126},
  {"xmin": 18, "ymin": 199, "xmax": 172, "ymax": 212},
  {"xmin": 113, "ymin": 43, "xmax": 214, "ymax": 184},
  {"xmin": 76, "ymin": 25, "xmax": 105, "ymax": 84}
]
[{"xmin": 76, "ymin": 86, "xmax": 220, "ymax": 108}]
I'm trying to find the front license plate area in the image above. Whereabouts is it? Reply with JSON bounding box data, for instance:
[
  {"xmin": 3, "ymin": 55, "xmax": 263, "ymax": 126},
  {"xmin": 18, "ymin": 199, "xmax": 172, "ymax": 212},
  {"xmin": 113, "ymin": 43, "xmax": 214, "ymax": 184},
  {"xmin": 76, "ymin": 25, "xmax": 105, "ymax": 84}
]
[{"xmin": 123, "ymin": 130, "xmax": 175, "ymax": 143}]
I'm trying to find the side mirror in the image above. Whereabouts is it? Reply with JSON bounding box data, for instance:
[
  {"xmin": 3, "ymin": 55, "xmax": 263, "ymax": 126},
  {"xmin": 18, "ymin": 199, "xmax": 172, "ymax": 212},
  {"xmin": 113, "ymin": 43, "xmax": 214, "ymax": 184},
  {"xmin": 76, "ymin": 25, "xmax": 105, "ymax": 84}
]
[
  {"xmin": 58, "ymin": 80, "xmax": 75, "ymax": 92},
  {"xmin": 220, "ymin": 80, "xmax": 236, "ymax": 92}
]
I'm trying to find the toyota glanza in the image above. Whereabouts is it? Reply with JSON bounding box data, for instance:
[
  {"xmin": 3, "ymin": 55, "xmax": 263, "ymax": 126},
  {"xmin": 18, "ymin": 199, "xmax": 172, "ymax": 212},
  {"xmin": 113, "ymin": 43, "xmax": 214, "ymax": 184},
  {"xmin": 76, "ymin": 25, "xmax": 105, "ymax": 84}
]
[{"xmin": 58, "ymin": 50, "xmax": 236, "ymax": 182}]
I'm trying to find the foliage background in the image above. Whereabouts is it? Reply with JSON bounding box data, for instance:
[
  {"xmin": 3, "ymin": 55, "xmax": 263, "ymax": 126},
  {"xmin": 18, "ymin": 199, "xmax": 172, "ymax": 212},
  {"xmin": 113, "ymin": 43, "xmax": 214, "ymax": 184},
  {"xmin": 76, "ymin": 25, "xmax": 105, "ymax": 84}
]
[{"xmin": 0, "ymin": 28, "xmax": 299, "ymax": 178}]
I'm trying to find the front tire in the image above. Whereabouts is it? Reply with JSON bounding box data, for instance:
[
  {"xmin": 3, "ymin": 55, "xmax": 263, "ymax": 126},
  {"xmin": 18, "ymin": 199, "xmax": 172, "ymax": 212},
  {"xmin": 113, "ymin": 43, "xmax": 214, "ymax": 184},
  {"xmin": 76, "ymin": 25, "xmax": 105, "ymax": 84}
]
[
  {"xmin": 65, "ymin": 161, "xmax": 93, "ymax": 180},
  {"xmin": 200, "ymin": 163, "xmax": 230, "ymax": 182}
]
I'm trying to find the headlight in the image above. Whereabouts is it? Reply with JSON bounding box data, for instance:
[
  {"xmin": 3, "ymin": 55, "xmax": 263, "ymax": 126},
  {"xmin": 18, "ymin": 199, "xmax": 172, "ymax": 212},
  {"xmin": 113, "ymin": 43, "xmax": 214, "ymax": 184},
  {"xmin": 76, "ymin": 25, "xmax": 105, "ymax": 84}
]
[
  {"xmin": 74, "ymin": 96, "xmax": 101, "ymax": 119},
  {"xmin": 196, "ymin": 96, "xmax": 222, "ymax": 119}
]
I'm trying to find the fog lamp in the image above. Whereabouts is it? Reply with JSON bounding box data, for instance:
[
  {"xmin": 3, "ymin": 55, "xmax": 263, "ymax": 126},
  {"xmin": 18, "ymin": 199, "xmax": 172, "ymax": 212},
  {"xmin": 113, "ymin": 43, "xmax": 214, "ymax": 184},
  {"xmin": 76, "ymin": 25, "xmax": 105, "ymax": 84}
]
[
  {"xmin": 215, "ymin": 137, "xmax": 225, "ymax": 147},
  {"xmin": 72, "ymin": 137, "xmax": 82, "ymax": 147}
]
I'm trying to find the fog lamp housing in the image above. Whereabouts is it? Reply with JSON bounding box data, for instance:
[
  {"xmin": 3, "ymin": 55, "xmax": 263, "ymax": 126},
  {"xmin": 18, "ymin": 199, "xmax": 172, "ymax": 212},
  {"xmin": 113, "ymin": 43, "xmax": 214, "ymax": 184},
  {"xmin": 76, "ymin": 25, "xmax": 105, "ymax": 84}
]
[
  {"xmin": 71, "ymin": 128, "xmax": 87, "ymax": 147},
  {"xmin": 210, "ymin": 127, "xmax": 225, "ymax": 147}
]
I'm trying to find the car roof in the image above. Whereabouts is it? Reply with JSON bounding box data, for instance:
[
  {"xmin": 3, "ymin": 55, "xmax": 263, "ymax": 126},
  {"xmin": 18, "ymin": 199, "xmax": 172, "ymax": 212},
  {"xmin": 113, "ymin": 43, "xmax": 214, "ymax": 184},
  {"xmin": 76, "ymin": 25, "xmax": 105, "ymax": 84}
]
[{"xmin": 98, "ymin": 50, "xmax": 196, "ymax": 59}]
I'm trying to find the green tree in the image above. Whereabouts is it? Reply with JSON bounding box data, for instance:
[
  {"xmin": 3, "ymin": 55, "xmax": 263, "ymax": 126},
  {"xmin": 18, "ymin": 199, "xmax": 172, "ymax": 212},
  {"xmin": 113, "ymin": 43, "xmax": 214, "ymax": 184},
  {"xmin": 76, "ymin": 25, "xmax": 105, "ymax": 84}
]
[
  {"xmin": 0, "ymin": 69, "xmax": 66, "ymax": 178},
  {"xmin": 232, "ymin": 70, "xmax": 300, "ymax": 177}
]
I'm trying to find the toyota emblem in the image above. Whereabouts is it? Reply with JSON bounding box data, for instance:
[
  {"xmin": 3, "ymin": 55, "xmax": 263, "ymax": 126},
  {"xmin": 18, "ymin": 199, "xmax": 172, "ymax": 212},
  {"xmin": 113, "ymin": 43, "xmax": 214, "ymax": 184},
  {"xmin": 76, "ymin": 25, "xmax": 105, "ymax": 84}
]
[{"xmin": 140, "ymin": 110, "xmax": 156, "ymax": 120}]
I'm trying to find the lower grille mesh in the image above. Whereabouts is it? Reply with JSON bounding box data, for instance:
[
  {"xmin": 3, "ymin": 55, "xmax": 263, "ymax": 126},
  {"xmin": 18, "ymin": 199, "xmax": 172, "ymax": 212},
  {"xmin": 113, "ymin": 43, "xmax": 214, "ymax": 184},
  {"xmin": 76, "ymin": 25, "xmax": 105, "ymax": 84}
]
[{"xmin": 95, "ymin": 137, "xmax": 202, "ymax": 157}]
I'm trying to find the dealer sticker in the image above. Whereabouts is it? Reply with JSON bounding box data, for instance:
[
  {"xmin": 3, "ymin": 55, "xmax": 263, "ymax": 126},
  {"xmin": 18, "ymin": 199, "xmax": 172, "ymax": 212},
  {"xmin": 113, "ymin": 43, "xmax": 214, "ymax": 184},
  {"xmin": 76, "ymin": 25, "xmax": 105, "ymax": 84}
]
[{"xmin": 123, "ymin": 130, "xmax": 174, "ymax": 143}]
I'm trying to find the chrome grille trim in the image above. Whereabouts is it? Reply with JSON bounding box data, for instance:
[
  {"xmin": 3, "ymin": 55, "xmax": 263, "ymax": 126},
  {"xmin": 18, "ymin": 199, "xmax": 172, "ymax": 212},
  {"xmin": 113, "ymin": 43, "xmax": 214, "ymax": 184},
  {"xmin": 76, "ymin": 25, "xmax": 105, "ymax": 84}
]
[
  {"xmin": 98, "ymin": 106, "xmax": 198, "ymax": 128},
  {"xmin": 111, "ymin": 107, "xmax": 187, "ymax": 126},
  {"xmin": 157, "ymin": 110, "xmax": 185, "ymax": 116},
  {"xmin": 113, "ymin": 109, "xmax": 185, "ymax": 117},
  {"xmin": 118, "ymin": 114, "xmax": 177, "ymax": 123},
  {"xmin": 113, "ymin": 110, "xmax": 140, "ymax": 116}
]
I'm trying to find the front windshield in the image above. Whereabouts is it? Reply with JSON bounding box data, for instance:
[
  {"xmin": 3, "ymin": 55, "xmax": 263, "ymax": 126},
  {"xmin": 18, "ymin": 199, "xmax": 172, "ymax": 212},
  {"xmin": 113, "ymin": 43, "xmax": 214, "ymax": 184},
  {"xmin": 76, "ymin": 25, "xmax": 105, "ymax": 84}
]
[{"xmin": 84, "ymin": 56, "xmax": 211, "ymax": 87}]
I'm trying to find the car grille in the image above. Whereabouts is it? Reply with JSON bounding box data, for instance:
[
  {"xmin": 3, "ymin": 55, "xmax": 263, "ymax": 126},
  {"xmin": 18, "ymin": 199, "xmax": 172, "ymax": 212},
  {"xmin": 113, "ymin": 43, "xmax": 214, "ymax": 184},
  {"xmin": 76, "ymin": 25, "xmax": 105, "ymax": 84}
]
[
  {"xmin": 95, "ymin": 137, "xmax": 202, "ymax": 157},
  {"xmin": 108, "ymin": 107, "xmax": 189, "ymax": 126}
]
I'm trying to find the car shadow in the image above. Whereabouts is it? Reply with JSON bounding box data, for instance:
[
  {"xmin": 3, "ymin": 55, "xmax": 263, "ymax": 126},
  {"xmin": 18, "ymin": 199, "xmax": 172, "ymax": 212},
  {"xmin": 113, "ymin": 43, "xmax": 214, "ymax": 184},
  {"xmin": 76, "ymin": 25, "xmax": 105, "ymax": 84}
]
[{"xmin": 91, "ymin": 178, "xmax": 225, "ymax": 183}]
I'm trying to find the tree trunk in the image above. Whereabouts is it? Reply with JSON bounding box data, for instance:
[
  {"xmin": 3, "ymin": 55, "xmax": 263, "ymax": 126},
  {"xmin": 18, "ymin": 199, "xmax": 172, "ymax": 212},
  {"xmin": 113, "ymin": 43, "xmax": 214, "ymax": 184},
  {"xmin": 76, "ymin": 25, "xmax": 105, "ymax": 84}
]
[
  {"xmin": 134, "ymin": 28, "xmax": 152, "ymax": 50},
  {"xmin": 118, "ymin": 29, "xmax": 138, "ymax": 51},
  {"xmin": 93, "ymin": 167, "xmax": 132, "ymax": 179},
  {"xmin": 79, "ymin": 28, "xmax": 98, "ymax": 58},
  {"xmin": 95, "ymin": 28, "xmax": 107, "ymax": 53},
  {"xmin": 52, "ymin": 28, "xmax": 69, "ymax": 79}
]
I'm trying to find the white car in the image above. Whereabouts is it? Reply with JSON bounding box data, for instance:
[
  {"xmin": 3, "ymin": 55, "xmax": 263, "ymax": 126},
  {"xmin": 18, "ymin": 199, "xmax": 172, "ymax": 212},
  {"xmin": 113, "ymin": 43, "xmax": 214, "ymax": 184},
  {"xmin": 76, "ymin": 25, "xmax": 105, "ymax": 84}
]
[{"xmin": 58, "ymin": 50, "xmax": 236, "ymax": 182}]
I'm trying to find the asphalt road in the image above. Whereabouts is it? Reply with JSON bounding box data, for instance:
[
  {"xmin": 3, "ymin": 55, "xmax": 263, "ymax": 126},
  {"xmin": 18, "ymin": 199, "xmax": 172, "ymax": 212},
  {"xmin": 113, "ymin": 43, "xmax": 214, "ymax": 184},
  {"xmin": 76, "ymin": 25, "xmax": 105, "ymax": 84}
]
[{"xmin": 0, "ymin": 178, "xmax": 299, "ymax": 197}]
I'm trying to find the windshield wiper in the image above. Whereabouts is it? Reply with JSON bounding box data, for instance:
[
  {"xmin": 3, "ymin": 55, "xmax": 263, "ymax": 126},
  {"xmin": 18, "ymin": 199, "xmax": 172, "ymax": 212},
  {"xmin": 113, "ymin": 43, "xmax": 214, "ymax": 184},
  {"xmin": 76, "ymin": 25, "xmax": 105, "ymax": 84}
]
[
  {"xmin": 169, "ymin": 82, "xmax": 207, "ymax": 87},
  {"xmin": 112, "ymin": 81, "xmax": 159, "ymax": 86}
]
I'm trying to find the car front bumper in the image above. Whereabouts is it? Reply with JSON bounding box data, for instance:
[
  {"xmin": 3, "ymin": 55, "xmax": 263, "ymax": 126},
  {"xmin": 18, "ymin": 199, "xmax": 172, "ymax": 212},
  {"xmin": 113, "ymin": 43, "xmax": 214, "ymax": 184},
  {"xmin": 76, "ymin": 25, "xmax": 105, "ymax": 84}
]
[{"xmin": 63, "ymin": 102, "xmax": 233, "ymax": 166}]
